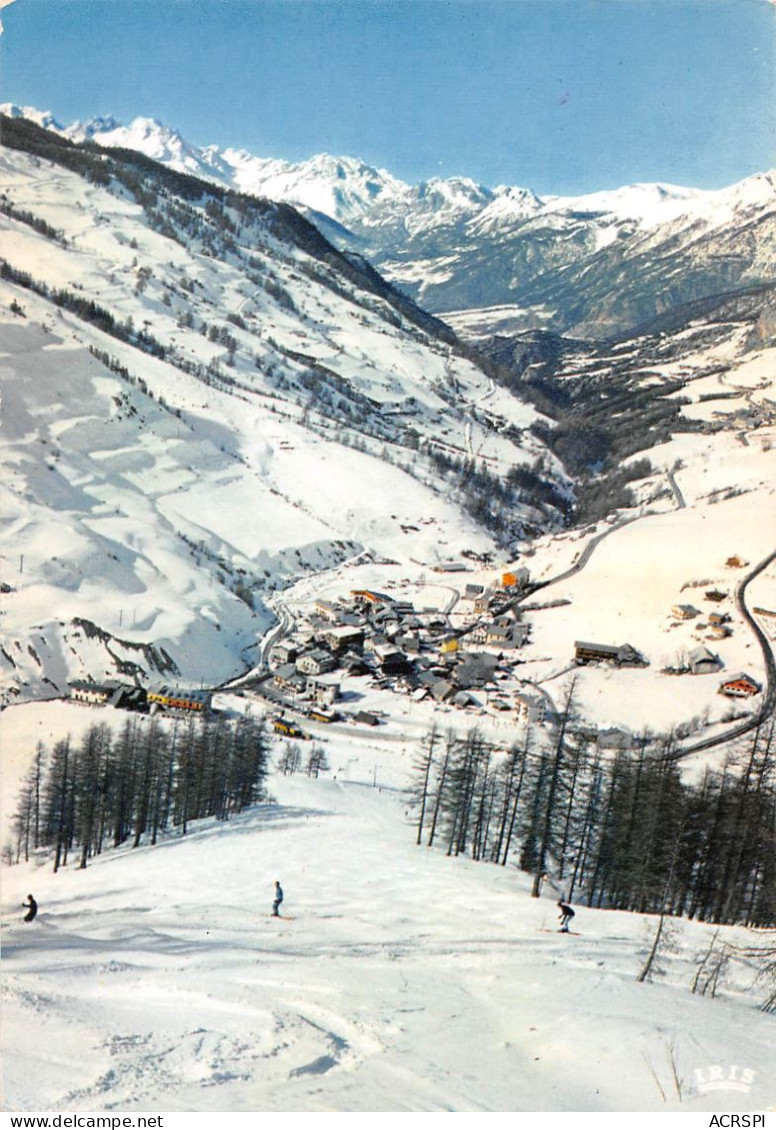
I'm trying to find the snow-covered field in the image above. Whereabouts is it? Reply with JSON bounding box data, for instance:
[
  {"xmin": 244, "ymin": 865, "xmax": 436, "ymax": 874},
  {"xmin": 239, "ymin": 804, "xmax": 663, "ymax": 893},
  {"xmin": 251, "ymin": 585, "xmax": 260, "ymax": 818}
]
[{"xmin": 2, "ymin": 703, "xmax": 775, "ymax": 1113}]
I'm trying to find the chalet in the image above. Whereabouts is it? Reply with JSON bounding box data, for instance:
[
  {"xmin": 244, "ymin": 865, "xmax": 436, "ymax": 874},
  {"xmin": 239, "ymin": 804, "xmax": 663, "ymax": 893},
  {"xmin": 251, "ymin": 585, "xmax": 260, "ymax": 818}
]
[
  {"xmin": 270, "ymin": 640, "xmax": 298, "ymax": 666},
  {"xmin": 726, "ymin": 556, "xmax": 748, "ymax": 569},
  {"xmin": 395, "ymin": 632, "xmax": 422, "ymax": 653},
  {"xmin": 69, "ymin": 680, "xmax": 116, "ymax": 706},
  {"xmin": 484, "ymin": 623, "xmax": 529, "ymax": 649},
  {"xmin": 307, "ymin": 674, "xmax": 341, "ymax": 707},
  {"xmin": 474, "ymin": 590, "xmax": 496, "ymax": 614},
  {"xmin": 707, "ymin": 625, "xmax": 733, "ymax": 640},
  {"xmin": 672, "ymin": 604, "xmax": 700, "ymax": 620},
  {"xmin": 454, "ymin": 653, "xmax": 499, "ymax": 689},
  {"xmin": 319, "ymin": 625, "xmax": 364, "ymax": 652},
  {"xmin": 440, "ymin": 635, "xmax": 460, "ymax": 654},
  {"xmin": 453, "ymin": 690, "xmax": 478, "ymax": 709},
  {"xmin": 376, "ymin": 649, "xmax": 410, "ymax": 676},
  {"xmin": 707, "ymin": 612, "xmax": 731, "ymax": 628},
  {"xmin": 351, "ymin": 589, "xmax": 392, "ymax": 606},
  {"xmin": 424, "ymin": 615, "xmax": 450, "ymax": 636},
  {"xmin": 296, "ymin": 650, "xmax": 337, "ymax": 676},
  {"xmin": 574, "ymin": 641, "xmax": 647, "ymax": 667},
  {"xmin": 340, "ymin": 650, "xmax": 371, "ymax": 675},
  {"xmin": 705, "ymin": 590, "xmax": 728, "ymax": 603},
  {"xmin": 314, "ymin": 599, "xmax": 340, "ymax": 621},
  {"xmin": 719, "ymin": 673, "xmax": 761, "ymax": 698},
  {"xmin": 430, "ymin": 679, "xmax": 455, "ymax": 702},
  {"xmin": 502, "ymin": 567, "xmax": 530, "ymax": 589},
  {"xmin": 514, "ymin": 692, "xmax": 547, "ymax": 725},
  {"xmin": 687, "ymin": 646, "xmax": 722, "ymax": 675},
  {"xmin": 363, "ymin": 633, "xmax": 390, "ymax": 654},
  {"xmin": 273, "ymin": 664, "xmax": 307, "ymax": 695},
  {"xmin": 462, "ymin": 583, "xmax": 484, "ymax": 602}
]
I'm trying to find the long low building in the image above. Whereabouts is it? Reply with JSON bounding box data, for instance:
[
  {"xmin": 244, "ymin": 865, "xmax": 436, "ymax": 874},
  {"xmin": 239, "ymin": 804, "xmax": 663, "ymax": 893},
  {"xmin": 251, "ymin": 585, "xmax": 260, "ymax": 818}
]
[
  {"xmin": 147, "ymin": 686, "xmax": 211, "ymax": 712},
  {"xmin": 574, "ymin": 641, "xmax": 647, "ymax": 667}
]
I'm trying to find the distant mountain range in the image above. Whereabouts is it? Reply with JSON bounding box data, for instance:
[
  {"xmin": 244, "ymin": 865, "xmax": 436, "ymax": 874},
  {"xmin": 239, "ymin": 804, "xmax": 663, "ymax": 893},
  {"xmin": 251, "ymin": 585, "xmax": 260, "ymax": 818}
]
[{"xmin": 3, "ymin": 103, "xmax": 775, "ymax": 336}]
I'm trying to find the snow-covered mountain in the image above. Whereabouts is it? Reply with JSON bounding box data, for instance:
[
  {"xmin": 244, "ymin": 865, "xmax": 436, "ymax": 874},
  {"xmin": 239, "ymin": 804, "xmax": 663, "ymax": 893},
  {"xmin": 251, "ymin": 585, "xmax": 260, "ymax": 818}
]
[
  {"xmin": 1, "ymin": 109, "xmax": 774, "ymax": 731},
  {"xmin": 6, "ymin": 104, "xmax": 774, "ymax": 337},
  {"xmin": 0, "ymin": 112, "xmax": 560, "ymax": 703}
]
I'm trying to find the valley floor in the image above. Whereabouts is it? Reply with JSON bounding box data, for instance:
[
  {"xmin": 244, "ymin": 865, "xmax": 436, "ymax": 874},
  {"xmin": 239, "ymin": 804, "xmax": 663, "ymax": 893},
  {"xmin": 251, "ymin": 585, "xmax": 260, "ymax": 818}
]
[{"xmin": 2, "ymin": 727, "xmax": 775, "ymax": 1114}]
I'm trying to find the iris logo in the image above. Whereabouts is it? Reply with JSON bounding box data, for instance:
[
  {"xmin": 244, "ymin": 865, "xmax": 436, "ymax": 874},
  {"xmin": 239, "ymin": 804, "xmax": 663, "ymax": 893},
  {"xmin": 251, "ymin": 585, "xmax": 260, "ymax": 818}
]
[{"xmin": 694, "ymin": 1065, "xmax": 756, "ymax": 1095}]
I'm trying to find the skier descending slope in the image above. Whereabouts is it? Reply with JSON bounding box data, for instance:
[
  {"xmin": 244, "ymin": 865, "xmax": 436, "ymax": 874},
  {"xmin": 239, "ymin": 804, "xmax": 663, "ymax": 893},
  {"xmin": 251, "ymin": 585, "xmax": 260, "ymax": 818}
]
[
  {"xmin": 22, "ymin": 894, "xmax": 37, "ymax": 923},
  {"xmin": 271, "ymin": 880, "xmax": 284, "ymax": 918},
  {"xmin": 557, "ymin": 900, "xmax": 575, "ymax": 933}
]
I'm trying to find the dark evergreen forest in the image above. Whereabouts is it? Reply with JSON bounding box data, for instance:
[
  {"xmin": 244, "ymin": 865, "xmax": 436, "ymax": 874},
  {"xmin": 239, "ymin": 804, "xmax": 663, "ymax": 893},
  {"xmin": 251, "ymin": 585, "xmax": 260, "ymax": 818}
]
[
  {"xmin": 411, "ymin": 718, "xmax": 776, "ymax": 928},
  {"xmin": 10, "ymin": 714, "xmax": 270, "ymax": 871}
]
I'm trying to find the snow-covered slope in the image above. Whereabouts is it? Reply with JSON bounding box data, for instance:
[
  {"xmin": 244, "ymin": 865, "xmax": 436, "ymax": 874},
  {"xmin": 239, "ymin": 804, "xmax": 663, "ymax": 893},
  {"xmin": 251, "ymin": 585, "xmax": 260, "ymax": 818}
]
[
  {"xmin": 0, "ymin": 120, "xmax": 558, "ymax": 703},
  {"xmin": 2, "ymin": 701, "xmax": 775, "ymax": 1113}
]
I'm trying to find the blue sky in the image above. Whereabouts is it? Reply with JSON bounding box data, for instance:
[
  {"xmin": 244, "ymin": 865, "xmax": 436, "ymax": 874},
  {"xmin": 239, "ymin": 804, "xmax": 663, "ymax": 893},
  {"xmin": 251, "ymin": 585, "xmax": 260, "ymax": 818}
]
[{"xmin": 1, "ymin": 0, "xmax": 774, "ymax": 193}]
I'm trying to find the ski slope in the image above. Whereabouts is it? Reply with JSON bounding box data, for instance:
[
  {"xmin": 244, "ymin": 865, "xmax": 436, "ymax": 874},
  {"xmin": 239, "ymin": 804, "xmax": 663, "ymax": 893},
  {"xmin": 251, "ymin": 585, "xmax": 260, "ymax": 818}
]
[{"xmin": 2, "ymin": 704, "xmax": 775, "ymax": 1113}]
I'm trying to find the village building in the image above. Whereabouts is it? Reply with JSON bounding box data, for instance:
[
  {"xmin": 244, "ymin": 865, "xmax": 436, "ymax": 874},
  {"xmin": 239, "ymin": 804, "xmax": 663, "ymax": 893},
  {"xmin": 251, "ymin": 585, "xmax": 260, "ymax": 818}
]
[
  {"xmin": 314, "ymin": 599, "xmax": 340, "ymax": 621},
  {"xmin": 307, "ymin": 674, "xmax": 341, "ymax": 707},
  {"xmin": 296, "ymin": 649, "xmax": 337, "ymax": 676},
  {"xmin": 273, "ymin": 664, "xmax": 308, "ymax": 696},
  {"xmin": 719, "ymin": 673, "xmax": 761, "ymax": 698},
  {"xmin": 375, "ymin": 649, "xmax": 410, "ymax": 676},
  {"xmin": 514, "ymin": 692, "xmax": 547, "ymax": 725},
  {"xmin": 462, "ymin": 583, "xmax": 484, "ymax": 602},
  {"xmin": 351, "ymin": 589, "xmax": 392, "ymax": 607},
  {"xmin": 395, "ymin": 632, "xmax": 422, "ymax": 653},
  {"xmin": 705, "ymin": 589, "xmax": 728, "ymax": 603},
  {"xmin": 672, "ymin": 604, "xmax": 700, "ymax": 620},
  {"xmin": 483, "ymin": 623, "xmax": 529, "ymax": 649},
  {"xmin": 502, "ymin": 567, "xmax": 530, "ymax": 590},
  {"xmin": 452, "ymin": 690, "xmax": 478, "ymax": 709},
  {"xmin": 454, "ymin": 653, "xmax": 499, "ymax": 689},
  {"xmin": 430, "ymin": 679, "xmax": 455, "ymax": 702},
  {"xmin": 318, "ymin": 625, "xmax": 364, "ymax": 653},
  {"xmin": 574, "ymin": 641, "xmax": 647, "ymax": 667},
  {"xmin": 687, "ymin": 646, "xmax": 722, "ymax": 675},
  {"xmin": 363, "ymin": 633, "xmax": 390, "ymax": 654},
  {"xmin": 474, "ymin": 590, "xmax": 497, "ymax": 614},
  {"xmin": 69, "ymin": 680, "xmax": 117, "ymax": 706},
  {"xmin": 341, "ymin": 652, "xmax": 372, "ymax": 677},
  {"xmin": 270, "ymin": 640, "xmax": 298, "ymax": 667},
  {"xmin": 147, "ymin": 686, "xmax": 211, "ymax": 712}
]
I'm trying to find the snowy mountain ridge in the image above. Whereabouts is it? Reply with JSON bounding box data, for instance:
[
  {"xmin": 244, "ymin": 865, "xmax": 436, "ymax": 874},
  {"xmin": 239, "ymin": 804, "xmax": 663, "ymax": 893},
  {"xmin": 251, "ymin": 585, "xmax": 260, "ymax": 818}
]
[
  {"xmin": 4, "ymin": 104, "xmax": 774, "ymax": 335},
  {"xmin": 4, "ymin": 102, "xmax": 764, "ymax": 233},
  {"xmin": 0, "ymin": 116, "xmax": 561, "ymax": 703}
]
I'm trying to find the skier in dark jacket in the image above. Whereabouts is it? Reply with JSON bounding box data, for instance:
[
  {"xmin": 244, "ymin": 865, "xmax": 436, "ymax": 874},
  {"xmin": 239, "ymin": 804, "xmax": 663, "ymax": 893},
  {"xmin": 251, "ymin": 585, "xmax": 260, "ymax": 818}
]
[
  {"xmin": 22, "ymin": 894, "xmax": 37, "ymax": 923},
  {"xmin": 272, "ymin": 880, "xmax": 284, "ymax": 917},
  {"xmin": 558, "ymin": 900, "xmax": 575, "ymax": 932}
]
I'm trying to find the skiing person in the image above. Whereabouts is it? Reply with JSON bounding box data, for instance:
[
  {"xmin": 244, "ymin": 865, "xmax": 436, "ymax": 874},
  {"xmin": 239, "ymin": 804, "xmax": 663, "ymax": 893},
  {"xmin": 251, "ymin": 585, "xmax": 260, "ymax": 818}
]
[
  {"xmin": 271, "ymin": 880, "xmax": 284, "ymax": 917},
  {"xmin": 557, "ymin": 899, "xmax": 575, "ymax": 933},
  {"xmin": 22, "ymin": 894, "xmax": 37, "ymax": 923}
]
